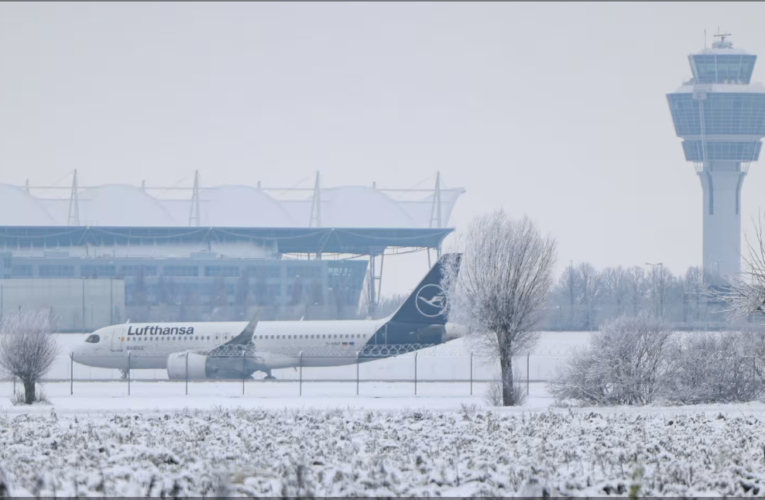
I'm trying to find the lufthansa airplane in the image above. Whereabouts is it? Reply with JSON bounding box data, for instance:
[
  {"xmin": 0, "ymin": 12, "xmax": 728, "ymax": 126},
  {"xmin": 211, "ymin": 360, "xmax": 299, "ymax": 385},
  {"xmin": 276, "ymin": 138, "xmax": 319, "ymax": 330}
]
[{"xmin": 72, "ymin": 254, "xmax": 463, "ymax": 380}]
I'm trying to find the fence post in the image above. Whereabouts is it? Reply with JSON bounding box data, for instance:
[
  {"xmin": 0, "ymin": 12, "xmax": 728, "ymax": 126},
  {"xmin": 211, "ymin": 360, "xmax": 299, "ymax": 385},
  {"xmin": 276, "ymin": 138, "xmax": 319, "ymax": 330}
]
[
  {"xmin": 242, "ymin": 352, "xmax": 246, "ymax": 396},
  {"xmin": 753, "ymin": 355, "xmax": 757, "ymax": 389},
  {"xmin": 70, "ymin": 351, "xmax": 74, "ymax": 395},
  {"xmin": 526, "ymin": 352, "xmax": 530, "ymax": 396},
  {"xmin": 414, "ymin": 352, "xmax": 418, "ymax": 396},
  {"xmin": 299, "ymin": 352, "xmax": 303, "ymax": 397},
  {"xmin": 127, "ymin": 352, "xmax": 131, "ymax": 396},
  {"xmin": 356, "ymin": 351, "xmax": 360, "ymax": 396},
  {"xmin": 470, "ymin": 352, "xmax": 473, "ymax": 396},
  {"xmin": 185, "ymin": 352, "xmax": 189, "ymax": 396}
]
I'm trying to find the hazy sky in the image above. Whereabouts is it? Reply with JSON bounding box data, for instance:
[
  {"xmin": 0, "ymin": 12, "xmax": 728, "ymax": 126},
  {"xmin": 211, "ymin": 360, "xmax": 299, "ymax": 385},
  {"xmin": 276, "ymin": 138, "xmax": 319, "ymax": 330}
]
[{"xmin": 2, "ymin": 2, "xmax": 765, "ymax": 295}]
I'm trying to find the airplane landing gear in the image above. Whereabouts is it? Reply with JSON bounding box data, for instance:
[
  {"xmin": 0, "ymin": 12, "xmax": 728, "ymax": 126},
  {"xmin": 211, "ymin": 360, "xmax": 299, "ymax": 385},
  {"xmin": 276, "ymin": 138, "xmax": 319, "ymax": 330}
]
[{"xmin": 263, "ymin": 369, "xmax": 276, "ymax": 380}]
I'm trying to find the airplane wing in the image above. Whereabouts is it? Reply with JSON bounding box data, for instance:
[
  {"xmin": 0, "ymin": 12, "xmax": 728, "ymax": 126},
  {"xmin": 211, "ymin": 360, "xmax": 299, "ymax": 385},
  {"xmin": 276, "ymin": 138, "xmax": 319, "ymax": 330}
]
[{"xmin": 222, "ymin": 309, "xmax": 260, "ymax": 347}]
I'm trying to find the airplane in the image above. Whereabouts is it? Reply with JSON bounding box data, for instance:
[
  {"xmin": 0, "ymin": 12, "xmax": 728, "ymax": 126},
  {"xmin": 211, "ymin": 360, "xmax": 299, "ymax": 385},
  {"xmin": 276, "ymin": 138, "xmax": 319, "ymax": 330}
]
[{"xmin": 72, "ymin": 254, "xmax": 464, "ymax": 380}]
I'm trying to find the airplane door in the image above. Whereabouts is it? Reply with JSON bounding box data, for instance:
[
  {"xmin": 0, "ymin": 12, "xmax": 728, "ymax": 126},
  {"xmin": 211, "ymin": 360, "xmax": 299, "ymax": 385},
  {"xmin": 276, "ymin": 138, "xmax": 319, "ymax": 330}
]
[{"xmin": 111, "ymin": 328, "xmax": 125, "ymax": 352}]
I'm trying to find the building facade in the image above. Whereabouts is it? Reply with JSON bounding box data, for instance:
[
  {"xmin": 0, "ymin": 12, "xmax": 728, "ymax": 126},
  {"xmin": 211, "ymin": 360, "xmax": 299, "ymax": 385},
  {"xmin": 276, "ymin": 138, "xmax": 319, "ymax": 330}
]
[
  {"xmin": 0, "ymin": 175, "xmax": 463, "ymax": 330},
  {"xmin": 667, "ymin": 34, "xmax": 765, "ymax": 281}
]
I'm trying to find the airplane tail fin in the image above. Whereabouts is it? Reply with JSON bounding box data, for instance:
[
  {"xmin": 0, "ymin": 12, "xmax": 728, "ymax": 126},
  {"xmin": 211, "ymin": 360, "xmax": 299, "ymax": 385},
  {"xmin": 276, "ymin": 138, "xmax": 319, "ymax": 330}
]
[{"xmin": 388, "ymin": 253, "xmax": 461, "ymax": 326}]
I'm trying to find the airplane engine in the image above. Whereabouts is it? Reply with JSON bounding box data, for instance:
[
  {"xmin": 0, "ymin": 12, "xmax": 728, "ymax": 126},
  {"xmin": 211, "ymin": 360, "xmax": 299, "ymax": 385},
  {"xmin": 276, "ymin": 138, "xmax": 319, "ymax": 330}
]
[
  {"xmin": 166, "ymin": 352, "xmax": 211, "ymax": 380},
  {"xmin": 166, "ymin": 350, "xmax": 265, "ymax": 379}
]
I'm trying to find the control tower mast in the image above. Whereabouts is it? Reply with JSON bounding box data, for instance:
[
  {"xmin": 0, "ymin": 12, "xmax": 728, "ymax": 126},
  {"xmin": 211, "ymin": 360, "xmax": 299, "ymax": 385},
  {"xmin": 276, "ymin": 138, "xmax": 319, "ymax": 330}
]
[{"xmin": 667, "ymin": 33, "xmax": 765, "ymax": 282}]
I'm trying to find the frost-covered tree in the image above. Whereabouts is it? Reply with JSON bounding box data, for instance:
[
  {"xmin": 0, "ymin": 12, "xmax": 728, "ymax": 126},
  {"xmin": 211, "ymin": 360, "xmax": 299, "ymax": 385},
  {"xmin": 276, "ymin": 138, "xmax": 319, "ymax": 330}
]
[
  {"xmin": 443, "ymin": 210, "xmax": 557, "ymax": 406},
  {"xmin": 0, "ymin": 310, "xmax": 59, "ymax": 405},
  {"xmin": 600, "ymin": 266, "xmax": 628, "ymax": 317},
  {"xmin": 683, "ymin": 266, "xmax": 706, "ymax": 322},
  {"xmin": 646, "ymin": 265, "xmax": 672, "ymax": 319},
  {"xmin": 576, "ymin": 263, "xmax": 601, "ymax": 330},
  {"xmin": 718, "ymin": 216, "xmax": 765, "ymax": 320},
  {"xmin": 625, "ymin": 266, "xmax": 648, "ymax": 317}
]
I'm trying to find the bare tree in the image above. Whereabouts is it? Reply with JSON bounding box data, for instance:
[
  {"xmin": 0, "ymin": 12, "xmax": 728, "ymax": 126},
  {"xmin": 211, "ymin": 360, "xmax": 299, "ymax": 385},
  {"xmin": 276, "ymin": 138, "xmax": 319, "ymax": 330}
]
[
  {"xmin": 718, "ymin": 216, "xmax": 765, "ymax": 320},
  {"xmin": 648, "ymin": 265, "xmax": 672, "ymax": 319},
  {"xmin": 576, "ymin": 263, "xmax": 601, "ymax": 330},
  {"xmin": 0, "ymin": 310, "xmax": 59, "ymax": 404},
  {"xmin": 600, "ymin": 266, "xmax": 628, "ymax": 317},
  {"xmin": 443, "ymin": 210, "xmax": 557, "ymax": 406},
  {"xmin": 625, "ymin": 266, "xmax": 648, "ymax": 316},
  {"xmin": 683, "ymin": 266, "xmax": 705, "ymax": 322}
]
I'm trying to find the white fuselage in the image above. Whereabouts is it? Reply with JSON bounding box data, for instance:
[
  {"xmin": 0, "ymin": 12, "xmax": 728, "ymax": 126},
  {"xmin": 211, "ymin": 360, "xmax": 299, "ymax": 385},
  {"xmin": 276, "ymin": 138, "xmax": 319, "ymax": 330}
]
[{"xmin": 73, "ymin": 318, "xmax": 393, "ymax": 371}]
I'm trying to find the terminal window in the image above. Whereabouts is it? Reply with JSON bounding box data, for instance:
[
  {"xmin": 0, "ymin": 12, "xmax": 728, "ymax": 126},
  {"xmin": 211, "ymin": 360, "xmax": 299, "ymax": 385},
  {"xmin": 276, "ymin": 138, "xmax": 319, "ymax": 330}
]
[
  {"xmin": 162, "ymin": 265, "xmax": 199, "ymax": 277},
  {"xmin": 11, "ymin": 265, "xmax": 33, "ymax": 277},
  {"xmin": 287, "ymin": 265, "xmax": 322, "ymax": 279},
  {"xmin": 245, "ymin": 266, "xmax": 281, "ymax": 278},
  {"xmin": 121, "ymin": 265, "xmax": 158, "ymax": 277},
  {"xmin": 204, "ymin": 266, "xmax": 239, "ymax": 277},
  {"xmin": 39, "ymin": 265, "xmax": 75, "ymax": 277},
  {"xmin": 81, "ymin": 265, "xmax": 116, "ymax": 278}
]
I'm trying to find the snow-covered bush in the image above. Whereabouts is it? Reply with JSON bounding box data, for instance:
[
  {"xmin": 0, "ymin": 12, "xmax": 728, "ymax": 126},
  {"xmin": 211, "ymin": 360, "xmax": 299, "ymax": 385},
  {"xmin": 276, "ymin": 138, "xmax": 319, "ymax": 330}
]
[
  {"xmin": 548, "ymin": 314, "xmax": 675, "ymax": 405},
  {"xmin": 550, "ymin": 315, "xmax": 765, "ymax": 406},
  {"xmin": 662, "ymin": 329, "xmax": 765, "ymax": 404}
]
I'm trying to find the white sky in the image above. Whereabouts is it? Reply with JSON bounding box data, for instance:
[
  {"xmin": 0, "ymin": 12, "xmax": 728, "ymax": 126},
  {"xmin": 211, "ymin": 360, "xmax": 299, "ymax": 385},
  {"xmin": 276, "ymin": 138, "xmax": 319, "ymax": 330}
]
[{"xmin": 2, "ymin": 2, "xmax": 765, "ymax": 296}]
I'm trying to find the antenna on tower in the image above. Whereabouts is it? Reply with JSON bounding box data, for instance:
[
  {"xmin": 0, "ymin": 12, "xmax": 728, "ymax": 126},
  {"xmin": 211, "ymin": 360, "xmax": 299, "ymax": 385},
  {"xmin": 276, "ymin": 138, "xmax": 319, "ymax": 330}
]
[
  {"xmin": 704, "ymin": 29, "xmax": 707, "ymax": 49},
  {"xmin": 712, "ymin": 30, "xmax": 733, "ymax": 49}
]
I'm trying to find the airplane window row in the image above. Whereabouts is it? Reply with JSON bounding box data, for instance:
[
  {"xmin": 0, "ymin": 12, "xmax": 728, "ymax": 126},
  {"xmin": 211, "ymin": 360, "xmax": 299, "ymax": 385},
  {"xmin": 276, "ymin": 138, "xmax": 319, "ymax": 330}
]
[
  {"xmin": 125, "ymin": 336, "xmax": 230, "ymax": 342},
  {"xmin": 255, "ymin": 334, "xmax": 363, "ymax": 340}
]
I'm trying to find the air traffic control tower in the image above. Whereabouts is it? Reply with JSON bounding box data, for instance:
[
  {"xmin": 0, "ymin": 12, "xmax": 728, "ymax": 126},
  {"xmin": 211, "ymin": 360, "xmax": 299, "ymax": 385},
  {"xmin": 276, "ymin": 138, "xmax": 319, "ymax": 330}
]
[{"xmin": 667, "ymin": 34, "xmax": 765, "ymax": 281}]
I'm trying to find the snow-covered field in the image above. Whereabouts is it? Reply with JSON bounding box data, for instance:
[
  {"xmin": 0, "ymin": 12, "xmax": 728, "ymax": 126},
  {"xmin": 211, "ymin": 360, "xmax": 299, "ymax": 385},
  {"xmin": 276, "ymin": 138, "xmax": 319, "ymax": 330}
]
[{"xmin": 4, "ymin": 404, "xmax": 765, "ymax": 496}]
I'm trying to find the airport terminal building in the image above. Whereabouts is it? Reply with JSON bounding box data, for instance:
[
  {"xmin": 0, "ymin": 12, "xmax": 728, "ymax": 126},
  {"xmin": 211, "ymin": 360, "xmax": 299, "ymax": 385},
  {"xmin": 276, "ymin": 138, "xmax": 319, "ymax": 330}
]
[{"xmin": 0, "ymin": 173, "xmax": 463, "ymax": 331}]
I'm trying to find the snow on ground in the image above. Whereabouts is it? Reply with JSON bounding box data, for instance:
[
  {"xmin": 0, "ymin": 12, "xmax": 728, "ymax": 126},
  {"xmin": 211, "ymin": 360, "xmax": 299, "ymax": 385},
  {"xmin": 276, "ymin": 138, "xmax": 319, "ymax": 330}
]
[
  {"xmin": 0, "ymin": 380, "xmax": 553, "ymax": 413},
  {"xmin": 4, "ymin": 403, "xmax": 765, "ymax": 496}
]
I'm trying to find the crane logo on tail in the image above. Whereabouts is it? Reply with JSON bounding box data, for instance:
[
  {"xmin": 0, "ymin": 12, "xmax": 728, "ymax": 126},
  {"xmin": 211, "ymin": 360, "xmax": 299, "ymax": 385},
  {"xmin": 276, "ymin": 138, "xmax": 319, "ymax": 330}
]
[{"xmin": 415, "ymin": 284, "xmax": 447, "ymax": 318}]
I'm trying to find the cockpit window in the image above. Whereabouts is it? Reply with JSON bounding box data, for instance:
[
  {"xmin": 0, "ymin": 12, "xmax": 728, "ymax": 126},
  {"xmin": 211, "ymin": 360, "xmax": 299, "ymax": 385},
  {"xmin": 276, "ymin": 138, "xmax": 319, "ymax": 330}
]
[{"xmin": 85, "ymin": 334, "xmax": 100, "ymax": 344}]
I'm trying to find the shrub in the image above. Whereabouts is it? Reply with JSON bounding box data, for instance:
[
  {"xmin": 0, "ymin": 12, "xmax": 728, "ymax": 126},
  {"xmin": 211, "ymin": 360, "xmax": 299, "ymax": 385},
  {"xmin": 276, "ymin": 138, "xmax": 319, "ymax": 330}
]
[
  {"xmin": 662, "ymin": 330, "xmax": 764, "ymax": 404},
  {"xmin": 548, "ymin": 314, "xmax": 675, "ymax": 405}
]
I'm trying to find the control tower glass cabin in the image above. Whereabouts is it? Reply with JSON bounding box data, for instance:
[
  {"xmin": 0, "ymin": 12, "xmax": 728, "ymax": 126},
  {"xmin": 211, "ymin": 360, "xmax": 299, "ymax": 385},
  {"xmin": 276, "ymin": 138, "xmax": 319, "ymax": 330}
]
[{"xmin": 667, "ymin": 34, "xmax": 765, "ymax": 282}]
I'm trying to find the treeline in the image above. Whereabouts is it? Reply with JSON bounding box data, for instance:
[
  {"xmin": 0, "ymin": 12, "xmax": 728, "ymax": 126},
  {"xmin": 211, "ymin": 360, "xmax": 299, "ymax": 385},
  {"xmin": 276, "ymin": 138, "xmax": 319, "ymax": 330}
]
[
  {"xmin": 369, "ymin": 262, "xmax": 732, "ymax": 330},
  {"xmin": 544, "ymin": 263, "xmax": 727, "ymax": 331}
]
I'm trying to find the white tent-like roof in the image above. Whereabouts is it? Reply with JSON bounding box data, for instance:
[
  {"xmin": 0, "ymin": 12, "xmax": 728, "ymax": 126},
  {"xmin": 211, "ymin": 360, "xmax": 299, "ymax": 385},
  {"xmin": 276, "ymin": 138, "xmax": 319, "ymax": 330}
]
[{"xmin": 3, "ymin": 181, "xmax": 464, "ymax": 229}]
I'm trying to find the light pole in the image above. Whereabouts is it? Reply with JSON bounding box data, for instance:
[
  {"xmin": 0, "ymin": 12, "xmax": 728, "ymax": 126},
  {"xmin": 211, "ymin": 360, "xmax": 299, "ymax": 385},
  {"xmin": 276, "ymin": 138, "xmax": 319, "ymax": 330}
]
[
  {"xmin": 568, "ymin": 260, "xmax": 574, "ymax": 327},
  {"xmin": 645, "ymin": 262, "xmax": 663, "ymax": 317}
]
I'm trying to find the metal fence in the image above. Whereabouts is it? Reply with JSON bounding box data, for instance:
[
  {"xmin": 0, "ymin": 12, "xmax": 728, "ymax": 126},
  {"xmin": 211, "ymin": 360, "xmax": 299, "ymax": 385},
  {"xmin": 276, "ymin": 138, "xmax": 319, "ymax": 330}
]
[{"xmin": 1, "ymin": 346, "xmax": 573, "ymax": 399}]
